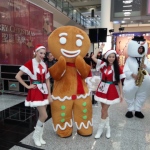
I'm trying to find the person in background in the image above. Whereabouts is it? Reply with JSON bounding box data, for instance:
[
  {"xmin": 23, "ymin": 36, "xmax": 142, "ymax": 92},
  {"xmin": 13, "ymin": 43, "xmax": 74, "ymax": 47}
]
[
  {"xmin": 45, "ymin": 52, "xmax": 56, "ymax": 92},
  {"xmin": 84, "ymin": 53, "xmax": 92, "ymax": 67},
  {"xmin": 15, "ymin": 45, "xmax": 53, "ymax": 147},
  {"xmin": 97, "ymin": 51, "xmax": 102, "ymax": 60},
  {"xmin": 92, "ymin": 47, "xmax": 125, "ymax": 139},
  {"xmin": 90, "ymin": 52, "xmax": 96, "ymax": 69}
]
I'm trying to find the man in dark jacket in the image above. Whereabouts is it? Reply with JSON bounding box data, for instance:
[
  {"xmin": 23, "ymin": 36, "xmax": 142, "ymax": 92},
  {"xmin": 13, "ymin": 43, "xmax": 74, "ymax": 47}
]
[{"xmin": 45, "ymin": 52, "xmax": 56, "ymax": 92}]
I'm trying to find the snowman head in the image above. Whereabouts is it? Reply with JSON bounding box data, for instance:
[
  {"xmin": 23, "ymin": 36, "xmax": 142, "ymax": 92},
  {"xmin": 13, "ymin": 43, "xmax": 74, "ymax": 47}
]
[{"xmin": 127, "ymin": 36, "xmax": 148, "ymax": 57}]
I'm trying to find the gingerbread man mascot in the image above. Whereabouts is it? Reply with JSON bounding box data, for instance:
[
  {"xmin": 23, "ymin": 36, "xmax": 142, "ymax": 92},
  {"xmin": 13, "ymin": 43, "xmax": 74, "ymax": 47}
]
[{"xmin": 48, "ymin": 26, "xmax": 93, "ymax": 137}]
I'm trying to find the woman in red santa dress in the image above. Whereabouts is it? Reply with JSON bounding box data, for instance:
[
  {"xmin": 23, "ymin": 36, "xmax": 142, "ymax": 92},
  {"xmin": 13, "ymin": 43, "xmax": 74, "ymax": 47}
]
[
  {"xmin": 92, "ymin": 47, "xmax": 125, "ymax": 139},
  {"xmin": 15, "ymin": 45, "xmax": 53, "ymax": 147}
]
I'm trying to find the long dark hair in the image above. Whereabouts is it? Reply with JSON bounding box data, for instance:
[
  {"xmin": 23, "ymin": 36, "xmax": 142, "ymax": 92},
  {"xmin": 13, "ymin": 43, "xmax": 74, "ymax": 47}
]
[{"xmin": 103, "ymin": 54, "xmax": 120, "ymax": 83}]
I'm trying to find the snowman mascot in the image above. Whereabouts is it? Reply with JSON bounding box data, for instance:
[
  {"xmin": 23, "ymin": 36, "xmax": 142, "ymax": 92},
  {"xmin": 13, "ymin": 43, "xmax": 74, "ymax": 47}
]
[{"xmin": 123, "ymin": 36, "xmax": 150, "ymax": 119}]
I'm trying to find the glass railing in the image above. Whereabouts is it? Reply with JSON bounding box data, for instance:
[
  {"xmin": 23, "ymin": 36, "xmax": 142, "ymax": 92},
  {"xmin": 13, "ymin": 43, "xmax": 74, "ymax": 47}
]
[{"xmin": 44, "ymin": 0, "xmax": 99, "ymax": 28}]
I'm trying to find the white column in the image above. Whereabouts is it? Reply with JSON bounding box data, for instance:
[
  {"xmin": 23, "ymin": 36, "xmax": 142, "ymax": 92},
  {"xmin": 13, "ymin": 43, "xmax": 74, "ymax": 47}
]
[
  {"xmin": 101, "ymin": 0, "xmax": 113, "ymax": 33},
  {"xmin": 100, "ymin": 0, "xmax": 113, "ymax": 51}
]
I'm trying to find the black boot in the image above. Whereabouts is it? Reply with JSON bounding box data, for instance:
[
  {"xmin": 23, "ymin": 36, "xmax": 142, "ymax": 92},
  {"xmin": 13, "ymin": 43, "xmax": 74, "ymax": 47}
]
[
  {"xmin": 125, "ymin": 111, "xmax": 133, "ymax": 118},
  {"xmin": 135, "ymin": 111, "xmax": 144, "ymax": 119}
]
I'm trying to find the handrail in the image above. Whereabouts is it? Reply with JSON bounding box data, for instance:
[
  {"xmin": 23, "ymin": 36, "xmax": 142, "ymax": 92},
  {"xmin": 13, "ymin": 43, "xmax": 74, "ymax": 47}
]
[{"xmin": 44, "ymin": 0, "xmax": 95, "ymax": 28}]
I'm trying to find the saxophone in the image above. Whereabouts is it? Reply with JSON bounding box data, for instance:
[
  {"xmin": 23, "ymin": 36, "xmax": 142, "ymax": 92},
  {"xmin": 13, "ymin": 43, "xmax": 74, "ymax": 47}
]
[{"xmin": 135, "ymin": 55, "xmax": 148, "ymax": 86}]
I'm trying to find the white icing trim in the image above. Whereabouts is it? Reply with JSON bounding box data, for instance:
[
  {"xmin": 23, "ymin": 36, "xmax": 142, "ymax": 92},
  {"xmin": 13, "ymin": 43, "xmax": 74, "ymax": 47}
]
[
  {"xmin": 59, "ymin": 32, "xmax": 68, "ymax": 37},
  {"xmin": 76, "ymin": 34, "xmax": 84, "ymax": 39},
  {"xmin": 61, "ymin": 49, "xmax": 80, "ymax": 58},
  {"xmin": 52, "ymin": 119, "xmax": 73, "ymax": 131},
  {"xmin": 25, "ymin": 99, "xmax": 49, "ymax": 107},
  {"xmin": 75, "ymin": 118, "xmax": 93, "ymax": 130},
  {"xmin": 61, "ymin": 70, "xmax": 66, "ymax": 77},
  {"xmin": 76, "ymin": 70, "xmax": 81, "ymax": 75},
  {"xmin": 94, "ymin": 95, "xmax": 120, "ymax": 105},
  {"xmin": 52, "ymin": 91, "xmax": 90, "ymax": 101}
]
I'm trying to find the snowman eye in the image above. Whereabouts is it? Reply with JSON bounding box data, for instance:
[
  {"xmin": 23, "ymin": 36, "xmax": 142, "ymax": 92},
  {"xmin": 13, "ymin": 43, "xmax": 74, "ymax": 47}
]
[
  {"xmin": 60, "ymin": 37, "xmax": 67, "ymax": 44},
  {"xmin": 76, "ymin": 39, "xmax": 82, "ymax": 47}
]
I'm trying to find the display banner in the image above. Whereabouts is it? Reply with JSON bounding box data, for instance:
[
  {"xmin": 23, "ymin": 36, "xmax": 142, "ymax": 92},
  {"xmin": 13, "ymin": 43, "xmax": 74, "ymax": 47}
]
[{"xmin": 0, "ymin": 0, "xmax": 53, "ymax": 65}]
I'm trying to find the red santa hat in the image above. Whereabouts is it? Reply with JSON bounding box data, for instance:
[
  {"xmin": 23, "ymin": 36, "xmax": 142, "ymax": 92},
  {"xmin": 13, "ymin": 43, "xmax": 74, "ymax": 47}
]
[
  {"xmin": 104, "ymin": 49, "xmax": 117, "ymax": 59},
  {"xmin": 35, "ymin": 44, "xmax": 46, "ymax": 52}
]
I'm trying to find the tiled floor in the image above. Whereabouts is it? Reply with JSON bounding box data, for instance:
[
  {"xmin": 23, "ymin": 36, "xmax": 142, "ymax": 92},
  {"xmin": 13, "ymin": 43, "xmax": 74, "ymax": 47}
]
[{"xmin": 1, "ymin": 94, "xmax": 150, "ymax": 150}]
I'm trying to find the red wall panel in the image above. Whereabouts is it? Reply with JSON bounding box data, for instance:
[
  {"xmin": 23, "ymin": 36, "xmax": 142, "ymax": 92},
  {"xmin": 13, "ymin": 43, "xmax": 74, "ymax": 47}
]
[{"xmin": 0, "ymin": 0, "xmax": 53, "ymax": 65}]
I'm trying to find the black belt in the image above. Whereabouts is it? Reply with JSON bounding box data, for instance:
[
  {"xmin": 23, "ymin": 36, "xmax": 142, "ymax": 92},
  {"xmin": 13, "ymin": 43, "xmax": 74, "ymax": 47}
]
[{"xmin": 101, "ymin": 80, "xmax": 116, "ymax": 84}]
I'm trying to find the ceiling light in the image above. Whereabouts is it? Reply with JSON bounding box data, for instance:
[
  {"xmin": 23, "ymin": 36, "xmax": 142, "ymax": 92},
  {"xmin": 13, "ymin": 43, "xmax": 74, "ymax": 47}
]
[
  {"xmin": 124, "ymin": 12, "xmax": 131, "ymax": 15},
  {"xmin": 123, "ymin": 10, "xmax": 132, "ymax": 11},
  {"xmin": 123, "ymin": 18, "xmax": 130, "ymax": 20},
  {"xmin": 121, "ymin": 21, "xmax": 126, "ymax": 23},
  {"xmin": 123, "ymin": 0, "xmax": 133, "ymax": 4},
  {"xmin": 123, "ymin": 5, "xmax": 132, "ymax": 7}
]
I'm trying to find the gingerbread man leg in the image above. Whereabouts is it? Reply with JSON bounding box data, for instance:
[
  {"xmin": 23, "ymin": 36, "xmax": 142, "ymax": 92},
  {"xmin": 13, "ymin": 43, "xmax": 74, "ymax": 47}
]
[
  {"xmin": 51, "ymin": 100, "xmax": 73, "ymax": 138},
  {"xmin": 73, "ymin": 96, "xmax": 93, "ymax": 136}
]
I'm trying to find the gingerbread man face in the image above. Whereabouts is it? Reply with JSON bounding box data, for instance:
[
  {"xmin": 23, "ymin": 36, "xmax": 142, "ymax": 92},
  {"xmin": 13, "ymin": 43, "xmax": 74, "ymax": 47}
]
[{"xmin": 48, "ymin": 26, "xmax": 90, "ymax": 62}]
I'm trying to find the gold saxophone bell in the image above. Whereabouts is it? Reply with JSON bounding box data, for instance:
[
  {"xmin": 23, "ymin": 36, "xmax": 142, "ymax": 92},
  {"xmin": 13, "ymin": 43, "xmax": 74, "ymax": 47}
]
[{"xmin": 135, "ymin": 55, "xmax": 148, "ymax": 86}]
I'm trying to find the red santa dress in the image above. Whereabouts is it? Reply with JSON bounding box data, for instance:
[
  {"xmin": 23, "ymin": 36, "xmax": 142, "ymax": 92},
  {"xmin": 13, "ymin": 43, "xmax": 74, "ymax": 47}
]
[
  {"xmin": 20, "ymin": 58, "xmax": 50, "ymax": 107},
  {"xmin": 94, "ymin": 59, "xmax": 125, "ymax": 105}
]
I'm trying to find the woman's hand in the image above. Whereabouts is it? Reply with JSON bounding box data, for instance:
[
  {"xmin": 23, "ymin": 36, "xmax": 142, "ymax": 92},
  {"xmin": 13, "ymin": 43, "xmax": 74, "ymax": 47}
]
[
  {"xmin": 120, "ymin": 94, "xmax": 124, "ymax": 103},
  {"xmin": 27, "ymin": 84, "xmax": 37, "ymax": 89},
  {"xmin": 131, "ymin": 74, "xmax": 138, "ymax": 80},
  {"xmin": 142, "ymin": 64, "xmax": 146, "ymax": 69},
  {"xmin": 48, "ymin": 94, "xmax": 53, "ymax": 103}
]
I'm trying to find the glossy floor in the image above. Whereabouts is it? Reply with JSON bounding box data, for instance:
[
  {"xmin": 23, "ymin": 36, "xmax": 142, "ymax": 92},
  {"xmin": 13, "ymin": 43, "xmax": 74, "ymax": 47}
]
[
  {"xmin": 0, "ymin": 94, "xmax": 150, "ymax": 150},
  {"xmin": 0, "ymin": 94, "xmax": 51, "ymax": 150}
]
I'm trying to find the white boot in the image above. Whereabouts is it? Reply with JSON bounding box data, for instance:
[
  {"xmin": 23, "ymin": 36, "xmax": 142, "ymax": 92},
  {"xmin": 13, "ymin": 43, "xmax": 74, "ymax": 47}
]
[
  {"xmin": 95, "ymin": 119, "xmax": 106, "ymax": 139},
  {"xmin": 33, "ymin": 126, "xmax": 41, "ymax": 147},
  {"xmin": 40, "ymin": 125, "xmax": 46, "ymax": 145},
  {"xmin": 105, "ymin": 117, "xmax": 111, "ymax": 139}
]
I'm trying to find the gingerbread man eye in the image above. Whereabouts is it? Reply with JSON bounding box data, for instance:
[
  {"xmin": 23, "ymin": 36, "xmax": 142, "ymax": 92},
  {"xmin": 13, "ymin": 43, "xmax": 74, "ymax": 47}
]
[
  {"xmin": 76, "ymin": 39, "xmax": 82, "ymax": 47},
  {"xmin": 60, "ymin": 37, "xmax": 67, "ymax": 44}
]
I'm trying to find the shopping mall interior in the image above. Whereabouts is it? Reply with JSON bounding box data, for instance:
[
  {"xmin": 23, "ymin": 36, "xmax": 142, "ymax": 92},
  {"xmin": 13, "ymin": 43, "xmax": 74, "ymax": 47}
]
[{"xmin": 0, "ymin": 0, "xmax": 150, "ymax": 149}]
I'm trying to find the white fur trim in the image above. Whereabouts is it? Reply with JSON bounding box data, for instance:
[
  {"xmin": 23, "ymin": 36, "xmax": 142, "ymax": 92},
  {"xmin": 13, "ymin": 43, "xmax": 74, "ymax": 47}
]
[
  {"xmin": 46, "ymin": 72, "xmax": 50, "ymax": 79},
  {"xmin": 75, "ymin": 119, "xmax": 93, "ymax": 130},
  {"xmin": 25, "ymin": 99, "xmax": 49, "ymax": 107},
  {"xmin": 96, "ymin": 59, "xmax": 106, "ymax": 71},
  {"xmin": 120, "ymin": 73, "xmax": 126, "ymax": 79},
  {"xmin": 35, "ymin": 46, "xmax": 45, "ymax": 52},
  {"xmin": 20, "ymin": 65, "xmax": 37, "ymax": 80},
  {"xmin": 52, "ymin": 119, "xmax": 73, "ymax": 131},
  {"xmin": 104, "ymin": 50, "xmax": 116, "ymax": 59},
  {"xmin": 52, "ymin": 91, "xmax": 90, "ymax": 101},
  {"xmin": 94, "ymin": 95, "xmax": 120, "ymax": 105}
]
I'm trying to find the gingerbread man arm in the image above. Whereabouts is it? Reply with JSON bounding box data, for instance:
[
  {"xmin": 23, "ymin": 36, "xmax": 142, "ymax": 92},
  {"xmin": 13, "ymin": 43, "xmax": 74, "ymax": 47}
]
[
  {"xmin": 75, "ymin": 55, "xmax": 91, "ymax": 78},
  {"xmin": 48, "ymin": 56, "xmax": 66, "ymax": 80}
]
